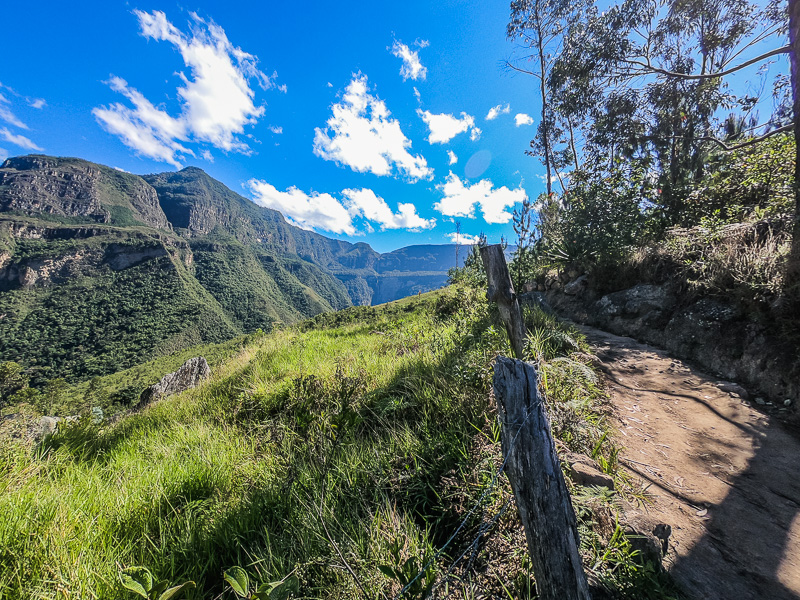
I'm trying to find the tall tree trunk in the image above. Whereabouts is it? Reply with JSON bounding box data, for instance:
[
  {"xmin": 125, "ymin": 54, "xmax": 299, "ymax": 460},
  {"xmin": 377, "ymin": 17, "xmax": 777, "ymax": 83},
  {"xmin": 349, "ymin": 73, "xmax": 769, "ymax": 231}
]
[
  {"xmin": 536, "ymin": 15, "xmax": 553, "ymax": 197},
  {"xmin": 789, "ymin": 0, "xmax": 800, "ymax": 300}
]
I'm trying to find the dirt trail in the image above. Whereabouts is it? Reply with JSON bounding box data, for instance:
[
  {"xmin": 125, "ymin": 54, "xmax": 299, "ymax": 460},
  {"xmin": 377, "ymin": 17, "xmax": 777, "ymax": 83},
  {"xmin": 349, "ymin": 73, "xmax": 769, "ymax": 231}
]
[{"xmin": 581, "ymin": 325, "xmax": 800, "ymax": 600}]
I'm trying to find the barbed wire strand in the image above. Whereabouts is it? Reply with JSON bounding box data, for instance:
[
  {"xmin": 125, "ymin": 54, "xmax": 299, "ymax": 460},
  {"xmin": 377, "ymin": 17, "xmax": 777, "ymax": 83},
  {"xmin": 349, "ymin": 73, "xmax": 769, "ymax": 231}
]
[
  {"xmin": 392, "ymin": 398, "xmax": 539, "ymax": 599},
  {"xmin": 434, "ymin": 498, "xmax": 513, "ymax": 599}
]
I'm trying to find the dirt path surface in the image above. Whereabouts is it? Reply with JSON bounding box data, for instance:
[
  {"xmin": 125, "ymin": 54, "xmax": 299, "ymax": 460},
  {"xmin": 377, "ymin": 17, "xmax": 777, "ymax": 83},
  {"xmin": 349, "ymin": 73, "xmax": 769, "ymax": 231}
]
[{"xmin": 581, "ymin": 325, "xmax": 800, "ymax": 600}]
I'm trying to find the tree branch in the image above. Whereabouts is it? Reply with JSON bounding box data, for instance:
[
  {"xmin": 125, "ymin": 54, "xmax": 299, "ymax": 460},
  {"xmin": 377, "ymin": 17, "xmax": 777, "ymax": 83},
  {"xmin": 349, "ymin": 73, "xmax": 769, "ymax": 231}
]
[
  {"xmin": 505, "ymin": 61, "xmax": 541, "ymax": 78},
  {"xmin": 622, "ymin": 45, "xmax": 789, "ymax": 80},
  {"xmin": 664, "ymin": 123, "xmax": 792, "ymax": 151}
]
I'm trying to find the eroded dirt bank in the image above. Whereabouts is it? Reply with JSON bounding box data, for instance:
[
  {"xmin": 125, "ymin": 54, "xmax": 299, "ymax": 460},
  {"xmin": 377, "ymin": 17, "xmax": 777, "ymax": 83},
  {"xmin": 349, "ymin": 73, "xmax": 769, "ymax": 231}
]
[{"xmin": 583, "ymin": 325, "xmax": 800, "ymax": 600}]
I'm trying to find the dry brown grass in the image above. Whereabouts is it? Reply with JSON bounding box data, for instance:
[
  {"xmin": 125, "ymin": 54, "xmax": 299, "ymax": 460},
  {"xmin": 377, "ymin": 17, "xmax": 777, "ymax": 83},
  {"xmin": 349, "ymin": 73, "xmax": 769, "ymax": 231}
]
[{"xmin": 628, "ymin": 217, "xmax": 791, "ymax": 304}]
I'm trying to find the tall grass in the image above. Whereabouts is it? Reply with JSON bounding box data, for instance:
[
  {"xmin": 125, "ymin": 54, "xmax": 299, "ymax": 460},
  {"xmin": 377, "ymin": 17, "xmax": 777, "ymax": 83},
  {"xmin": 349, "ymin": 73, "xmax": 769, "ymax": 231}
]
[{"xmin": 0, "ymin": 288, "xmax": 679, "ymax": 599}]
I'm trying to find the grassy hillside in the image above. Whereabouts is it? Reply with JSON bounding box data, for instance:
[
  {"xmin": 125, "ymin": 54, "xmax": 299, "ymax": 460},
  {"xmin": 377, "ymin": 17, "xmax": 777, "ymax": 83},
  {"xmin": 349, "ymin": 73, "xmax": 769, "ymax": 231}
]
[{"xmin": 0, "ymin": 287, "xmax": 677, "ymax": 599}]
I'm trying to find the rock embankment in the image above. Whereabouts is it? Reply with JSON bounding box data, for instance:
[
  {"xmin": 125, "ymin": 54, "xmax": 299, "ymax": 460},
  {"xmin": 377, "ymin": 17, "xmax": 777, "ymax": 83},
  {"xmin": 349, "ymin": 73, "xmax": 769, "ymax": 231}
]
[{"xmin": 524, "ymin": 277, "xmax": 799, "ymax": 412}]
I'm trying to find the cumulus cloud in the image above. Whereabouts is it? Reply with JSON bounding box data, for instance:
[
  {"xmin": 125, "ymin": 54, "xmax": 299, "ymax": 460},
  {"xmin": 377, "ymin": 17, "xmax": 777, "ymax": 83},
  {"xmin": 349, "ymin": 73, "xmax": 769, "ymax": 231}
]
[
  {"xmin": 0, "ymin": 127, "xmax": 43, "ymax": 151},
  {"xmin": 93, "ymin": 10, "xmax": 275, "ymax": 167},
  {"xmin": 313, "ymin": 74, "xmax": 432, "ymax": 181},
  {"xmin": 391, "ymin": 39, "xmax": 428, "ymax": 81},
  {"xmin": 247, "ymin": 179, "xmax": 433, "ymax": 234},
  {"xmin": 343, "ymin": 188, "xmax": 434, "ymax": 230},
  {"xmin": 28, "ymin": 98, "xmax": 46, "ymax": 109},
  {"xmin": 515, "ymin": 113, "xmax": 534, "ymax": 126},
  {"xmin": 434, "ymin": 172, "xmax": 526, "ymax": 224},
  {"xmin": 447, "ymin": 150, "xmax": 457, "ymax": 165},
  {"xmin": 248, "ymin": 179, "xmax": 355, "ymax": 234},
  {"xmin": 470, "ymin": 127, "xmax": 482, "ymax": 141},
  {"xmin": 418, "ymin": 110, "xmax": 479, "ymax": 144},
  {"xmin": 446, "ymin": 232, "xmax": 482, "ymax": 245},
  {"xmin": 268, "ymin": 125, "xmax": 283, "ymax": 134},
  {"xmin": 486, "ymin": 103, "xmax": 510, "ymax": 120}
]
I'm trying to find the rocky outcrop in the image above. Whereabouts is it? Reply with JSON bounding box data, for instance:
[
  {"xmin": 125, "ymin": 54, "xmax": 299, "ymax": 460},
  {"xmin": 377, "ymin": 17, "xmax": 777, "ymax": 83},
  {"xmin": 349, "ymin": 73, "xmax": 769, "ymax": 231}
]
[
  {"xmin": 135, "ymin": 357, "xmax": 211, "ymax": 409},
  {"xmin": 103, "ymin": 243, "xmax": 169, "ymax": 271},
  {"xmin": 1, "ymin": 155, "xmax": 171, "ymax": 230}
]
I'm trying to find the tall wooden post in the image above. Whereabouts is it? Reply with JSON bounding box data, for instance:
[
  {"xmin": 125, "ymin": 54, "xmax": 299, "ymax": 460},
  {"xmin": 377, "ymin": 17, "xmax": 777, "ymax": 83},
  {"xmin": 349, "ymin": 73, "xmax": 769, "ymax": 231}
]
[
  {"xmin": 494, "ymin": 357, "xmax": 592, "ymax": 600},
  {"xmin": 479, "ymin": 244, "xmax": 527, "ymax": 358}
]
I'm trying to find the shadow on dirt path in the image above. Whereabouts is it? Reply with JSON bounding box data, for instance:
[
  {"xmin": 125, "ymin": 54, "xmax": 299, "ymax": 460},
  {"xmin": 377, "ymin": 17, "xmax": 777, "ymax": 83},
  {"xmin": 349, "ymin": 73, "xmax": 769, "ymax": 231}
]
[{"xmin": 580, "ymin": 325, "xmax": 800, "ymax": 600}]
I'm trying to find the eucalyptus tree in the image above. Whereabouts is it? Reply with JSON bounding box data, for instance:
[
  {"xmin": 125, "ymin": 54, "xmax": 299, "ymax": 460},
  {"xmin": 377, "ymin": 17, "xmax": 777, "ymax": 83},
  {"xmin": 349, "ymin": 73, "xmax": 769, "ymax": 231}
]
[
  {"xmin": 546, "ymin": 0, "xmax": 790, "ymax": 225},
  {"xmin": 507, "ymin": 0, "xmax": 592, "ymax": 195}
]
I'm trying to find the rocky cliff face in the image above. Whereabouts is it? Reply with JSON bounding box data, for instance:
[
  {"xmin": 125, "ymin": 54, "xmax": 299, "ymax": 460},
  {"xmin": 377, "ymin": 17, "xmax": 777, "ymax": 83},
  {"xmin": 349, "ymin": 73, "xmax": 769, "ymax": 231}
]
[{"xmin": 1, "ymin": 156, "xmax": 171, "ymax": 230}]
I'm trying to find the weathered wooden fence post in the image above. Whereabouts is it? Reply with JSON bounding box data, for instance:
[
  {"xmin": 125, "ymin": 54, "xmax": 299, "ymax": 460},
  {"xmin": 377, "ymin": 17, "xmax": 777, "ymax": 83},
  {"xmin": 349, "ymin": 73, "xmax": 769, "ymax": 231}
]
[
  {"xmin": 480, "ymin": 244, "xmax": 590, "ymax": 598},
  {"xmin": 494, "ymin": 357, "xmax": 592, "ymax": 600},
  {"xmin": 479, "ymin": 244, "xmax": 527, "ymax": 358}
]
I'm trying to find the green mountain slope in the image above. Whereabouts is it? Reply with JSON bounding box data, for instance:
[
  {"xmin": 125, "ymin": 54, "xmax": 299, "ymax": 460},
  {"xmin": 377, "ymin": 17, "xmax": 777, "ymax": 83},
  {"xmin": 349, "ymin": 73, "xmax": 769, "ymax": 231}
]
[{"xmin": 0, "ymin": 155, "xmax": 471, "ymax": 383}]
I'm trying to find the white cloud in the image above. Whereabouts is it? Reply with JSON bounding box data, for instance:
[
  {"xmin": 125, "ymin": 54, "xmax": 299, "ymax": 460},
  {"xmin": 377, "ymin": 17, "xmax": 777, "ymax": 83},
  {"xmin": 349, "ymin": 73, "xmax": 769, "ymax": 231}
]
[
  {"xmin": 248, "ymin": 179, "xmax": 355, "ymax": 234},
  {"xmin": 486, "ymin": 103, "xmax": 510, "ymax": 120},
  {"xmin": 268, "ymin": 125, "xmax": 283, "ymax": 134},
  {"xmin": 0, "ymin": 93, "xmax": 28, "ymax": 130},
  {"xmin": 94, "ymin": 10, "xmax": 275, "ymax": 167},
  {"xmin": 201, "ymin": 149, "xmax": 214, "ymax": 162},
  {"xmin": 313, "ymin": 74, "xmax": 432, "ymax": 181},
  {"xmin": 0, "ymin": 147, "xmax": 8, "ymax": 163},
  {"xmin": 447, "ymin": 150, "xmax": 457, "ymax": 165},
  {"xmin": 434, "ymin": 172, "xmax": 526, "ymax": 224},
  {"xmin": 247, "ymin": 179, "xmax": 433, "ymax": 234},
  {"xmin": 470, "ymin": 127, "xmax": 482, "ymax": 141},
  {"xmin": 515, "ymin": 113, "xmax": 534, "ymax": 127},
  {"xmin": 418, "ymin": 110, "xmax": 479, "ymax": 144},
  {"xmin": 343, "ymin": 188, "xmax": 434, "ymax": 231},
  {"xmin": 28, "ymin": 98, "xmax": 46, "ymax": 109},
  {"xmin": 413, "ymin": 87, "xmax": 421, "ymax": 101},
  {"xmin": 446, "ymin": 232, "xmax": 482, "ymax": 245},
  {"xmin": 391, "ymin": 40, "xmax": 428, "ymax": 81},
  {"xmin": 0, "ymin": 127, "xmax": 43, "ymax": 151}
]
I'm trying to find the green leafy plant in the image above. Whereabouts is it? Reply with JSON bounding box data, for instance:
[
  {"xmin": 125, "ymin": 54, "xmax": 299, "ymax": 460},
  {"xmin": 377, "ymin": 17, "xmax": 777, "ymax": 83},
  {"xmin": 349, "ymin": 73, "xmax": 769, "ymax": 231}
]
[
  {"xmin": 119, "ymin": 566, "xmax": 195, "ymax": 600},
  {"xmin": 223, "ymin": 566, "xmax": 299, "ymax": 600},
  {"xmin": 378, "ymin": 538, "xmax": 436, "ymax": 599}
]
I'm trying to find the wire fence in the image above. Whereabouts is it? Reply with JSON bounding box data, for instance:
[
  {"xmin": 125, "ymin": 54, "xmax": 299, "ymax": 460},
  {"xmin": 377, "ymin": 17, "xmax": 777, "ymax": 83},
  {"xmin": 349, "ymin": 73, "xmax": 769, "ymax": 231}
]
[{"xmin": 392, "ymin": 398, "xmax": 539, "ymax": 599}]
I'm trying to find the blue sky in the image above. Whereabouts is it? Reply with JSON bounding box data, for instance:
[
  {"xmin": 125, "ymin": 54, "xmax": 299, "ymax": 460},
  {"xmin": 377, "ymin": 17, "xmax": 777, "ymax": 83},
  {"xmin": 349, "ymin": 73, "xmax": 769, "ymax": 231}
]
[{"xmin": 0, "ymin": 1, "xmax": 549, "ymax": 252}]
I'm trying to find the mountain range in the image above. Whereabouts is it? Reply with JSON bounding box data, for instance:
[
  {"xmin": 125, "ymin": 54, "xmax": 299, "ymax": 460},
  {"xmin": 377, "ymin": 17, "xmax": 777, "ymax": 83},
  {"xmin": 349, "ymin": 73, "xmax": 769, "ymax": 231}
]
[{"xmin": 0, "ymin": 155, "xmax": 471, "ymax": 383}]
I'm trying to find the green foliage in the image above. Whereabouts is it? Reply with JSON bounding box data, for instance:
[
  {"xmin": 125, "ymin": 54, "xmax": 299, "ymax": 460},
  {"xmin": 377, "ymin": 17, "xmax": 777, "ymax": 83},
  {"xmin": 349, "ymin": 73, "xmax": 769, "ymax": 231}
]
[
  {"xmin": 538, "ymin": 164, "xmax": 654, "ymax": 272},
  {"xmin": 378, "ymin": 537, "xmax": 435, "ymax": 599},
  {"xmin": 119, "ymin": 565, "xmax": 195, "ymax": 600},
  {"xmin": 688, "ymin": 133, "xmax": 794, "ymax": 222},
  {"xmin": 447, "ymin": 243, "xmax": 486, "ymax": 288},
  {"xmin": 223, "ymin": 567, "xmax": 299, "ymax": 600},
  {"xmin": 0, "ymin": 250, "xmax": 237, "ymax": 385},
  {"xmin": 0, "ymin": 362, "xmax": 27, "ymax": 407}
]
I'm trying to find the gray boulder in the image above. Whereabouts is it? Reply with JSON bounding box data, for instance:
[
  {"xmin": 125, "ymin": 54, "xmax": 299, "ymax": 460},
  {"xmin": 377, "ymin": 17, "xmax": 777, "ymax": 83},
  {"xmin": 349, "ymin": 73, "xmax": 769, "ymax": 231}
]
[
  {"xmin": 564, "ymin": 274, "xmax": 589, "ymax": 296},
  {"xmin": 136, "ymin": 357, "xmax": 211, "ymax": 409},
  {"xmin": 38, "ymin": 416, "xmax": 61, "ymax": 438}
]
